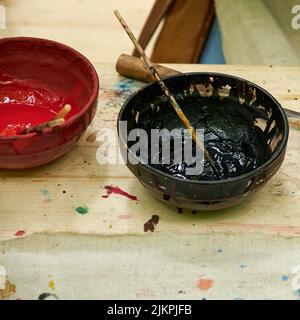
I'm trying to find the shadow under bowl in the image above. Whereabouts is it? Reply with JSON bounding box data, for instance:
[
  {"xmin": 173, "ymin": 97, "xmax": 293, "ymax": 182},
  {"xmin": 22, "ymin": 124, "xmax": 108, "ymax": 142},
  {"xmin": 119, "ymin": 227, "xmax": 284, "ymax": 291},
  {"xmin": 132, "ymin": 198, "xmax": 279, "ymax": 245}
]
[
  {"xmin": 118, "ymin": 72, "xmax": 289, "ymax": 211},
  {"xmin": 0, "ymin": 37, "xmax": 99, "ymax": 169}
]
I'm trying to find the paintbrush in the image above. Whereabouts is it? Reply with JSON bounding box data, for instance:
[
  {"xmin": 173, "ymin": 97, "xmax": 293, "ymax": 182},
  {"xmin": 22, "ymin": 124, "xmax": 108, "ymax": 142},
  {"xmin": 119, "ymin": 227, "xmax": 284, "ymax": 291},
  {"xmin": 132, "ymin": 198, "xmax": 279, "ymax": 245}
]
[
  {"xmin": 20, "ymin": 118, "xmax": 65, "ymax": 135},
  {"xmin": 54, "ymin": 104, "xmax": 72, "ymax": 120},
  {"xmin": 114, "ymin": 9, "xmax": 220, "ymax": 175},
  {"xmin": 20, "ymin": 104, "xmax": 72, "ymax": 135}
]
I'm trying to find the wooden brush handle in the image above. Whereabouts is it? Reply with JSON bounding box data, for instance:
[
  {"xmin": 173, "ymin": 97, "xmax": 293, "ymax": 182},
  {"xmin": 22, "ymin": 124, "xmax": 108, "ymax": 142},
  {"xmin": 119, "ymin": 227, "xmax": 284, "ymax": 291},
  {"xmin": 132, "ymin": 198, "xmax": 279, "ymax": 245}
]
[
  {"xmin": 21, "ymin": 118, "xmax": 65, "ymax": 135},
  {"xmin": 116, "ymin": 54, "xmax": 179, "ymax": 83}
]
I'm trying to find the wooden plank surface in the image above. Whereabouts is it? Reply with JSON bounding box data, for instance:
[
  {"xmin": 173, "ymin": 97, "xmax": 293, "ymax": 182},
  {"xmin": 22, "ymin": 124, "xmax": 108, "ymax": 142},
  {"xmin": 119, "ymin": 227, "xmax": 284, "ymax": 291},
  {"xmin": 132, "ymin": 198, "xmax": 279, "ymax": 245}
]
[
  {"xmin": 0, "ymin": 0, "xmax": 156, "ymax": 63},
  {"xmin": 2, "ymin": 232, "xmax": 300, "ymax": 300},
  {"xmin": 0, "ymin": 63, "xmax": 299, "ymax": 242}
]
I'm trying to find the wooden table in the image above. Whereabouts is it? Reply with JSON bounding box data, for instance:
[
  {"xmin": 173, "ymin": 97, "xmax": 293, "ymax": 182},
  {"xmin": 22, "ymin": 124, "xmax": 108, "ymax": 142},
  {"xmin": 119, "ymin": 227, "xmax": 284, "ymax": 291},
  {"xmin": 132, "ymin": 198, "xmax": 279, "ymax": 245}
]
[
  {"xmin": 0, "ymin": 63, "xmax": 300, "ymax": 300},
  {"xmin": 0, "ymin": 0, "xmax": 155, "ymax": 64}
]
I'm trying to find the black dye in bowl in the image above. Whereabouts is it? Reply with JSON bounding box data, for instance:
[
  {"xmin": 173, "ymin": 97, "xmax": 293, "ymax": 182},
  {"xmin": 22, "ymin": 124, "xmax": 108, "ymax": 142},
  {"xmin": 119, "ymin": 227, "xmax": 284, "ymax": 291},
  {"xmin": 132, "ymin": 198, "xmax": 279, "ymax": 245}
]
[
  {"xmin": 118, "ymin": 73, "xmax": 289, "ymax": 211},
  {"xmin": 140, "ymin": 95, "xmax": 271, "ymax": 181}
]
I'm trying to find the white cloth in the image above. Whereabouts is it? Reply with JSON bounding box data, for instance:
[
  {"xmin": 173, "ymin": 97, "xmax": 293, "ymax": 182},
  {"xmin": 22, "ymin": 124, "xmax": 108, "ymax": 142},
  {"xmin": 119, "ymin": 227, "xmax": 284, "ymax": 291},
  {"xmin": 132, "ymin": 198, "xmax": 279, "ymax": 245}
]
[{"xmin": 215, "ymin": 0, "xmax": 300, "ymax": 65}]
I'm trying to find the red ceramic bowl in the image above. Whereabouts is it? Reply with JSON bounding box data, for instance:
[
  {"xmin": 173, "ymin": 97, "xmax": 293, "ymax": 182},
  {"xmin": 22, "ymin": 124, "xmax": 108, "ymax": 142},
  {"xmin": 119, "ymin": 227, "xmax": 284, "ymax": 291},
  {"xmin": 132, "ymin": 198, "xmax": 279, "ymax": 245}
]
[{"xmin": 0, "ymin": 37, "xmax": 99, "ymax": 169}]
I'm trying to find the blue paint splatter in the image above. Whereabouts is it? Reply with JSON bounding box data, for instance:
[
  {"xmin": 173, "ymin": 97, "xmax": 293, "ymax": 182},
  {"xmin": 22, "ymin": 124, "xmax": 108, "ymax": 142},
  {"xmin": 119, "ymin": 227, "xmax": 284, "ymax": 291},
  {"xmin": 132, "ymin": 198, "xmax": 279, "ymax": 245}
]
[
  {"xmin": 116, "ymin": 78, "xmax": 135, "ymax": 94},
  {"xmin": 281, "ymin": 275, "xmax": 289, "ymax": 282},
  {"xmin": 40, "ymin": 189, "xmax": 52, "ymax": 202},
  {"xmin": 40, "ymin": 189, "xmax": 50, "ymax": 197}
]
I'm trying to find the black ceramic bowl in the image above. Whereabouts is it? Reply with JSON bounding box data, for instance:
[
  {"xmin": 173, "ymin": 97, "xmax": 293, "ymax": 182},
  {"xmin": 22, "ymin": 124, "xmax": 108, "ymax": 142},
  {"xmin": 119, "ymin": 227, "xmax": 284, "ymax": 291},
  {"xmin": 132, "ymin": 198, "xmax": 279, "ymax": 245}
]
[{"xmin": 118, "ymin": 73, "xmax": 289, "ymax": 211}]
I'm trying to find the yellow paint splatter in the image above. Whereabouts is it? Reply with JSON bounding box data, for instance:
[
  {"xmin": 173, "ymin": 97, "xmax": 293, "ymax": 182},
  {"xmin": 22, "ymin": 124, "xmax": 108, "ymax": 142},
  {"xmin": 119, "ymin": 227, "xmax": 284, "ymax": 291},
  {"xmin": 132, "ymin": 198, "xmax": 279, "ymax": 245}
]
[
  {"xmin": 48, "ymin": 277, "xmax": 56, "ymax": 291},
  {"xmin": 0, "ymin": 279, "xmax": 16, "ymax": 299}
]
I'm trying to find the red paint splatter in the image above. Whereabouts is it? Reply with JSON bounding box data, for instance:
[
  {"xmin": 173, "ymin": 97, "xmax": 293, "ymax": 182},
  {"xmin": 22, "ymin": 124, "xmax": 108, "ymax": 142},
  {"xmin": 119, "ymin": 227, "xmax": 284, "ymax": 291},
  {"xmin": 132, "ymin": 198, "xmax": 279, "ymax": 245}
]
[
  {"xmin": 102, "ymin": 185, "xmax": 138, "ymax": 201},
  {"xmin": 14, "ymin": 230, "xmax": 26, "ymax": 237},
  {"xmin": 118, "ymin": 214, "xmax": 132, "ymax": 220},
  {"xmin": 144, "ymin": 215, "xmax": 160, "ymax": 232},
  {"xmin": 197, "ymin": 278, "xmax": 214, "ymax": 291}
]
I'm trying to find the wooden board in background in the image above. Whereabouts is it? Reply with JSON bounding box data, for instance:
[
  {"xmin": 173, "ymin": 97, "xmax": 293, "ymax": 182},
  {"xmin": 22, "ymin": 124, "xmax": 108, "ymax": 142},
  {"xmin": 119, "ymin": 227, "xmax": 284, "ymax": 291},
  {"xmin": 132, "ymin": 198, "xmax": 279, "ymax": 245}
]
[{"xmin": 0, "ymin": 0, "xmax": 156, "ymax": 63}]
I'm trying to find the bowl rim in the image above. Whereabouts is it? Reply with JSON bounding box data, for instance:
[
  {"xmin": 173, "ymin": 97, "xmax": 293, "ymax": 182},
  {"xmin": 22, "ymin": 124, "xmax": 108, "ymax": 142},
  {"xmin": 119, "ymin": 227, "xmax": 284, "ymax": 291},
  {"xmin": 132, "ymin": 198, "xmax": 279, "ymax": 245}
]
[
  {"xmin": 118, "ymin": 71, "xmax": 289, "ymax": 185},
  {"xmin": 0, "ymin": 36, "xmax": 99, "ymax": 141}
]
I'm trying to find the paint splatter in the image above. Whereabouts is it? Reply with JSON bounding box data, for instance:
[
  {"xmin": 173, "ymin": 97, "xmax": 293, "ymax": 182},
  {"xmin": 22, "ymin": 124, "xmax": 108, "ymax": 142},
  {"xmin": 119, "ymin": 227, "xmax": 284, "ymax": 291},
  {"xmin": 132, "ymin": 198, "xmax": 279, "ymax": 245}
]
[
  {"xmin": 144, "ymin": 215, "xmax": 160, "ymax": 232},
  {"xmin": 102, "ymin": 185, "xmax": 138, "ymax": 201},
  {"xmin": 40, "ymin": 188, "xmax": 52, "ymax": 203},
  {"xmin": 115, "ymin": 78, "xmax": 135, "ymax": 94},
  {"xmin": 40, "ymin": 189, "xmax": 50, "ymax": 197},
  {"xmin": 14, "ymin": 230, "xmax": 25, "ymax": 237},
  {"xmin": 197, "ymin": 278, "xmax": 214, "ymax": 291},
  {"xmin": 295, "ymin": 289, "xmax": 300, "ymax": 299},
  {"xmin": 102, "ymin": 88, "xmax": 116, "ymax": 100},
  {"xmin": 86, "ymin": 131, "xmax": 98, "ymax": 143},
  {"xmin": 38, "ymin": 292, "xmax": 60, "ymax": 300},
  {"xmin": 48, "ymin": 276, "xmax": 56, "ymax": 291},
  {"xmin": 75, "ymin": 206, "xmax": 89, "ymax": 215},
  {"xmin": 86, "ymin": 130, "xmax": 105, "ymax": 143},
  {"xmin": 118, "ymin": 214, "xmax": 132, "ymax": 220},
  {"xmin": 135, "ymin": 288, "xmax": 155, "ymax": 298},
  {"xmin": 0, "ymin": 279, "xmax": 16, "ymax": 299},
  {"xmin": 281, "ymin": 275, "xmax": 289, "ymax": 282}
]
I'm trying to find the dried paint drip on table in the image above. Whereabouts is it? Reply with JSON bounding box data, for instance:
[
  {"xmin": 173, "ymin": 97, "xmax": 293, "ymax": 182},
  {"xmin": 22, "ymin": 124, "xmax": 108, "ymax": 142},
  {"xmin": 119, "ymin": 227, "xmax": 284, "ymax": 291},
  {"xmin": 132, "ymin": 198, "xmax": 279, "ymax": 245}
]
[
  {"xmin": 0, "ymin": 280, "xmax": 16, "ymax": 299},
  {"xmin": 75, "ymin": 206, "xmax": 89, "ymax": 215},
  {"xmin": 101, "ymin": 78, "xmax": 141, "ymax": 108},
  {"xmin": 197, "ymin": 278, "xmax": 214, "ymax": 291},
  {"xmin": 115, "ymin": 78, "xmax": 136, "ymax": 95},
  {"xmin": 102, "ymin": 185, "xmax": 138, "ymax": 201},
  {"xmin": 144, "ymin": 215, "xmax": 159, "ymax": 232},
  {"xmin": 14, "ymin": 230, "xmax": 26, "ymax": 237}
]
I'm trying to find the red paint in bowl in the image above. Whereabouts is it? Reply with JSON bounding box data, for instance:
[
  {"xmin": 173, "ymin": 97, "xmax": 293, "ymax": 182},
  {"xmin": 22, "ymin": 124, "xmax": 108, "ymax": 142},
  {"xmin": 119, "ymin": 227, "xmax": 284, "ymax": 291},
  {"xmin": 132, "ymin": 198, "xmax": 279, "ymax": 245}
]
[{"xmin": 0, "ymin": 37, "xmax": 99, "ymax": 169}]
